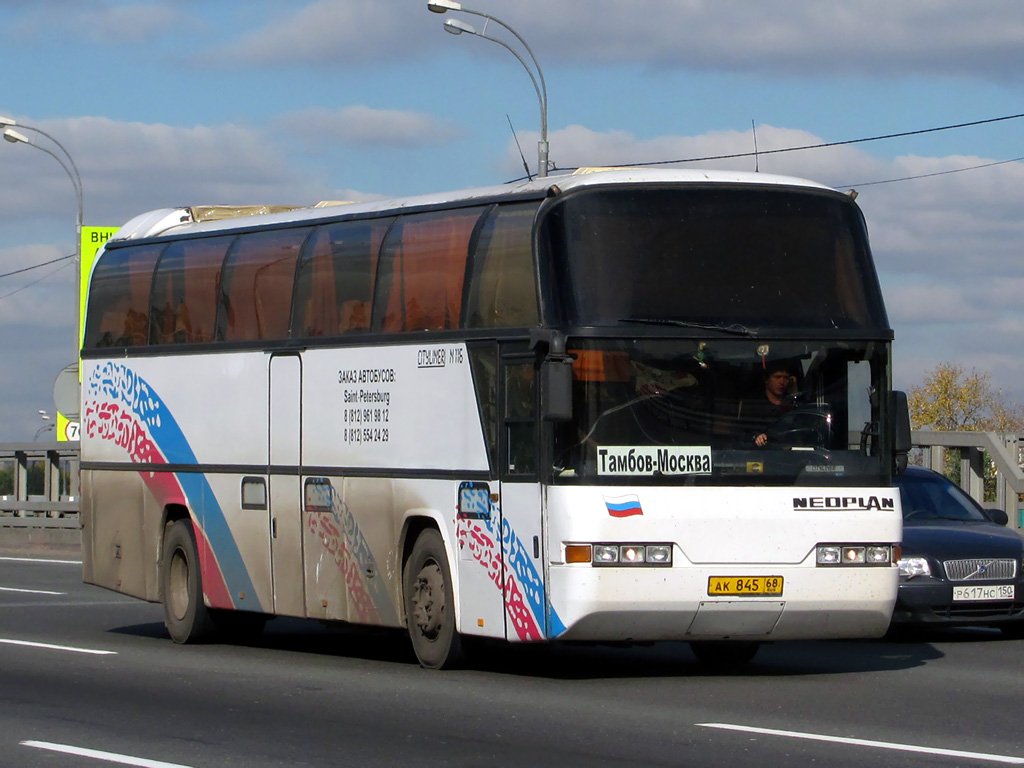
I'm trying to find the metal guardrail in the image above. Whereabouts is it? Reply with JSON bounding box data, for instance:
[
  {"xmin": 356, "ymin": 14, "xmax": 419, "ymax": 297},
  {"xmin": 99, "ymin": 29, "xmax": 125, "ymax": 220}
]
[{"xmin": 0, "ymin": 441, "xmax": 80, "ymax": 529}]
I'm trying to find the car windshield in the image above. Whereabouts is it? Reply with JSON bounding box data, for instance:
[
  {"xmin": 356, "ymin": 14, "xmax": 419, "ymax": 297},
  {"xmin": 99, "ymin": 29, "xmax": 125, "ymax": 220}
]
[{"xmin": 897, "ymin": 471, "xmax": 989, "ymax": 522}]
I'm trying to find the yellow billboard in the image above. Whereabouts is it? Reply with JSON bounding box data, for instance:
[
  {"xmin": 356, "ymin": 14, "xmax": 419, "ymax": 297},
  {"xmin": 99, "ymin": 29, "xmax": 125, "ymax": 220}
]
[{"xmin": 58, "ymin": 226, "xmax": 118, "ymax": 441}]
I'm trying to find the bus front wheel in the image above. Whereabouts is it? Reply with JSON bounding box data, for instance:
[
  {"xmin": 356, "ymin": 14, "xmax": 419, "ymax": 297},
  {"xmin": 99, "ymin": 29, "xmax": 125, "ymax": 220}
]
[
  {"xmin": 404, "ymin": 529, "xmax": 465, "ymax": 669},
  {"xmin": 161, "ymin": 519, "xmax": 214, "ymax": 643}
]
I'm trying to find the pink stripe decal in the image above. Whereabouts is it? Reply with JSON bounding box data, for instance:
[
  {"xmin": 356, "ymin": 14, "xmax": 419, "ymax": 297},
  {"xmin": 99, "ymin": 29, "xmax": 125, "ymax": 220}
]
[
  {"xmin": 83, "ymin": 399, "xmax": 234, "ymax": 609},
  {"xmin": 459, "ymin": 518, "xmax": 544, "ymax": 641}
]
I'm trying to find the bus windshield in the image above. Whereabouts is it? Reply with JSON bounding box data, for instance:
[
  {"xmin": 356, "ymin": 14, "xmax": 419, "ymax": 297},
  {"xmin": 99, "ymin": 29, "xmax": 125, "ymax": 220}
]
[
  {"xmin": 543, "ymin": 185, "xmax": 888, "ymax": 331},
  {"xmin": 552, "ymin": 338, "xmax": 890, "ymax": 487}
]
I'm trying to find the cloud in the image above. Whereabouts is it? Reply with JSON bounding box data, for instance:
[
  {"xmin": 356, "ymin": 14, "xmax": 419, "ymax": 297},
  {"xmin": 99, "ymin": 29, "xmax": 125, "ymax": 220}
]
[
  {"xmin": 0, "ymin": 242, "xmax": 79, "ymax": 439},
  {"xmin": 3, "ymin": 0, "xmax": 200, "ymax": 45},
  {"xmin": 194, "ymin": 0, "xmax": 1024, "ymax": 80},
  {"xmin": 276, "ymin": 106, "xmax": 462, "ymax": 148},
  {"xmin": 209, "ymin": 0, "xmax": 431, "ymax": 66},
  {"xmin": 0, "ymin": 115, "xmax": 366, "ymax": 229},
  {"xmin": 505, "ymin": 123, "xmax": 883, "ymax": 183}
]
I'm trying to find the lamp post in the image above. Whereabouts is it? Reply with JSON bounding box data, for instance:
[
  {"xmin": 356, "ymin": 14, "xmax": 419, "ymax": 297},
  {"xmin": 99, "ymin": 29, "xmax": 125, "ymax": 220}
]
[
  {"xmin": 427, "ymin": 1, "xmax": 549, "ymax": 178},
  {"xmin": 1, "ymin": 116, "xmax": 84, "ymax": 358},
  {"xmin": 35, "ymin": 411, "xmax": 54, "ymax": 441}
]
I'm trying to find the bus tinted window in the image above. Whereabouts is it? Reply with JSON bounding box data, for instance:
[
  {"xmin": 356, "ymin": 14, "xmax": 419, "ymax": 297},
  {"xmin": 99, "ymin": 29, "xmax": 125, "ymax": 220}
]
[
  {"xmin": 84, "ymin": 243, "xmax": 163, "ymax": 349},
  {"xmin": 375, "ymin": 208, "xmax": 485, "ymax": 332},
  {"xmin": 217, "ymin": 229, "xmax": 309, "ymax": 341},
  {"xmin": 545, "ymin": 187, "xmax": 888, "ymax": 330},
  {"xmin": 465, "ymin": 203, "xmax": 540, "ymax": 328},
  {"xmin": 292, "ymin": 218, "xmax": 392, "ymax": 338},
  {"xmin": 149, "ymin": 236, "xmax": 233, "ymax": 345}
]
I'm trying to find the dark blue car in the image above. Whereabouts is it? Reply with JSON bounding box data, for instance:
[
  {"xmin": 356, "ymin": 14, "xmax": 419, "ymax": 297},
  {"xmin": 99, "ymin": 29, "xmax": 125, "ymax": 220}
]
[{"xmin": 893, "ymin": 466, "xmax": 1024, "ymax": 636}]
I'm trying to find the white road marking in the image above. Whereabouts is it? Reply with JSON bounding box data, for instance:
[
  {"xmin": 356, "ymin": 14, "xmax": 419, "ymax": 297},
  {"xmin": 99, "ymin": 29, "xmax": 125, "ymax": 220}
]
[
  {"xmin": 0, "ymin": 638, "xmax": 116, "ymax": 655},
  {"xmin": 0, "ymin": 586, "xmax": 64, "ymax": 595},
  {"xmin": 0, "ymin": 556, "xmax": 81, "ymax": 565},
  {"xmin": 698, "ymin": 723, "xmax": 1024, "ymax": 764},
  {"xmin": 22, "ymin": 741, "xmax": 194, "ymax": 768}
]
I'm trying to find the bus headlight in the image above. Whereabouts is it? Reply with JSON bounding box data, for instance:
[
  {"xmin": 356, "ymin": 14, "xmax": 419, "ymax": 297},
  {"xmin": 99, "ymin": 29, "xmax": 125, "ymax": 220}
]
[
  {"xmin": 816, "ymin": 544, "xmax": 894, "ymax": 566},
  {"xmin": 566, "ymin": 543, "xmax": 673, "ymax": 567}
]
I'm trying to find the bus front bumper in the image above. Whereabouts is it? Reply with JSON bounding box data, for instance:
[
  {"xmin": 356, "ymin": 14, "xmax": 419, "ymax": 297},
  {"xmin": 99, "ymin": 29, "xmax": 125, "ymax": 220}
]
[{"xmin": 547, "ymin": 563, "xmax": 898, "ymax": 642}]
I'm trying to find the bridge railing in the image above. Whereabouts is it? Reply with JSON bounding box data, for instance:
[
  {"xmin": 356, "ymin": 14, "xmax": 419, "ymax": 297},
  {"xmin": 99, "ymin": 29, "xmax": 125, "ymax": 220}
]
[
  {"xmin": 910, "ymin": 430, "xmax": 1024, "ymax": 530},
  {"xmin": 0, "ymin": 441, "xmax": 80, "ymax": 529}
]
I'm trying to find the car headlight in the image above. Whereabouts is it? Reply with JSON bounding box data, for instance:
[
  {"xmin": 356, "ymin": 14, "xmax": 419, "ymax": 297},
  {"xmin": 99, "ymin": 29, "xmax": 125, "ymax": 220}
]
[{"xmin": 897, "ymin": 557, "xmax": 931, "ymax": 579}]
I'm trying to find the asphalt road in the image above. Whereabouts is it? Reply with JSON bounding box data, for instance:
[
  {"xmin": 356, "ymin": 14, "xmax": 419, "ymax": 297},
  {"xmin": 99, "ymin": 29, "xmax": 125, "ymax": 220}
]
[{"xmin": 2, "ymin": 553, "xmax": 1023, "ymax": 768}]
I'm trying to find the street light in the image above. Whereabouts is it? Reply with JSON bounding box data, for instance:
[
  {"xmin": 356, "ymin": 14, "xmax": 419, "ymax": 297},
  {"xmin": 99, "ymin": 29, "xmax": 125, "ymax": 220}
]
[
  {"xmin": 1, "ymin": 118, "xmax": 83, "ymax": 232},
  {"xmin": 1, "ymin": 116, "xmax": 85, "ymax": 359},
  {"xmin": 35, "ymin": 411, "xmax": 54, "ymax": 441},
  {"xmin": 427, "ymin": 1, "xmax": 549, "ymax": 178}
]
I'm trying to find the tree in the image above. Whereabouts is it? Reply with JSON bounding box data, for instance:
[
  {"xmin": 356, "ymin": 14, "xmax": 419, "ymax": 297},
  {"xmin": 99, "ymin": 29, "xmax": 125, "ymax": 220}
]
[
  {"xmin": 908, "ymin": 362, "xmax": 1024, "ymax": 500},
  {"xmin": 908, "ymin": 362, "xmax": 1024, "ymax": 432}
]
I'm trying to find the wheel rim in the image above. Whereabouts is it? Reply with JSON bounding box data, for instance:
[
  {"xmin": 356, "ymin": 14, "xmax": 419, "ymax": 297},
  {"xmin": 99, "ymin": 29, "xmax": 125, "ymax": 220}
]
[
  {"xmin": 168, "ymin": 547, "xmax": 190, "ymax": 622},
  {"xmin": 411, "ymin": 559, "xmax": 445, "ymax": 642}
]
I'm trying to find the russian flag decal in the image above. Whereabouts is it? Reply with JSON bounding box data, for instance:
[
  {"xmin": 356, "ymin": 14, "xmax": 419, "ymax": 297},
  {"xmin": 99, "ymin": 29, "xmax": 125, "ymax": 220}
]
[{"xmin": 604, "ymin": 494, "xmax": 643, "ymax": 517}]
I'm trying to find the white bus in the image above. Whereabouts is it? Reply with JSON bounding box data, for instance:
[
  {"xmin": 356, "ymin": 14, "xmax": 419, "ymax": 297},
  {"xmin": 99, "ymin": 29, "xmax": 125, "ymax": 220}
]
[{"xmin": 80, "ymin": 168, "xmax": 909, "ymax": 668}]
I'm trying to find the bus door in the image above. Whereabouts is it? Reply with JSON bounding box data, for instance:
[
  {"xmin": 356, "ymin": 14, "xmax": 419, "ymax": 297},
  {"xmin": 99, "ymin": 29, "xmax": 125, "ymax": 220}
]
[
  {"xmin": 268, "ymin": 353, "xmax": 305, "ymax": 616},
  {"xmin": 497, "ymin": 351, "xmax": 549, "ymax": 641}
]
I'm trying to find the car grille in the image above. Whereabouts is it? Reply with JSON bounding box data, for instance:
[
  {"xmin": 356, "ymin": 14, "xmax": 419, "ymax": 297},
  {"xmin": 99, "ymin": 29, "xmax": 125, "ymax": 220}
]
[{"xmin": 943, "ymin": 558, "xmax": 1017, "ymax": 581}]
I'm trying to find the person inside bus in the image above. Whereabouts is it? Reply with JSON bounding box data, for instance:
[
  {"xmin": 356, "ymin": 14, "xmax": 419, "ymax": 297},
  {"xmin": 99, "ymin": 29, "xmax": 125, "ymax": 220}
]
[{"xmin": 738, "ymin": 360, "xmax": 797, "ymax": 447}]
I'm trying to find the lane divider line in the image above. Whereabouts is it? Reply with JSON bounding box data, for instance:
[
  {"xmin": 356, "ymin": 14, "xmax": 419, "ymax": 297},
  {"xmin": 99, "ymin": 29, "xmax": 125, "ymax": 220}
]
[
  {"xmin": 21, "ymin": 741, "xmax": 194, "ymax": 768},
  {"xmin": 0, "ymin": 638, "xmax": 116, "ymax": 655},
  {"xmin": 0, "ymin": 586, "xmax": 65, "ymax": 595},
  {"xmin": 0, "ymin": 556, "xmax": 82, "ymax": 565},
  {"xmin": 697, "ymin": 723, "xmax": 1024, "ymax": 764}
]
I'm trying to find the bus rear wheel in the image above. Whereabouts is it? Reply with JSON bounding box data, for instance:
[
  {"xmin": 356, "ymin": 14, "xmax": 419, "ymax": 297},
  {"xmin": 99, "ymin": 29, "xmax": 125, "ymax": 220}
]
[
  {"xmin": 404, "ymin": 529, "xmax": 465, "ymax": 669},
  {"xmin": 161, "ymin": 519, "xmax": 214, "ymax": 643}
]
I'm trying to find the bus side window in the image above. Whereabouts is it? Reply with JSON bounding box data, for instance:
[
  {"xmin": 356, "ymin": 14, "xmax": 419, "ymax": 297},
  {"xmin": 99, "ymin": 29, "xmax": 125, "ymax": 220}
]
[
  {"xmin": 374, "ymin": 208, "xmax": 485, "ymax": 332},
  {"xmin": 84, "ymin": 244, "xmax": 163, "ymax": 349},
  {"xmin": 149, "ymin": 236, "xmax": 232, "ymax": 345},
  {"xmin": 292, "ymin": 219, "xmax": 391, "ymax": 338},
  {"xmin": 465, "ymin": 202, "xmax": 540, "ymax": 328},
  {"xmin": 217, "ymin": 229, "xmax": 309, "ymax": 342}
]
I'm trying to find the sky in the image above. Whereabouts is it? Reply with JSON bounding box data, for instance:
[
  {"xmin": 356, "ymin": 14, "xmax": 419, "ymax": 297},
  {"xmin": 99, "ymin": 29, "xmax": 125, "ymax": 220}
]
[{"xmin": 2, "ymin": 0, "xmax": 1024, "ymax": 440}]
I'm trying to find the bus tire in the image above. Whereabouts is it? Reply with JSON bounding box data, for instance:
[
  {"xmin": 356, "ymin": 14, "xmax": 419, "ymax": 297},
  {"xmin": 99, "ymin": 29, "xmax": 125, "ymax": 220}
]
[
  {"xmin": 404, "ymin": 528, "xmax": 465, "ymax": 669},
  {"xmin": 689, "ymin": 640, "xmax": 760, "ymax": 667},
  {"xmin": 161, "ymin": 519, "xmax": 215, "ymax": 644}
]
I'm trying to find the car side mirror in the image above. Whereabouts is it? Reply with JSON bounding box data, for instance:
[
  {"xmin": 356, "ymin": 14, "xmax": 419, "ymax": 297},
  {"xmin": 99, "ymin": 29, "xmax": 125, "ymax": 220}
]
[{"xmin": 985, "ymin": 506, "xmax": 1010, "ymax": 527}]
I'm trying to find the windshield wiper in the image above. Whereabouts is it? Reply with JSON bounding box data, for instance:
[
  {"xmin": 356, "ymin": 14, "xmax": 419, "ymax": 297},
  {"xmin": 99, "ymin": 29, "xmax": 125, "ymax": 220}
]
[{"xmin": 619, "ymin": 317, "xmax": 759, "ymax": 337}]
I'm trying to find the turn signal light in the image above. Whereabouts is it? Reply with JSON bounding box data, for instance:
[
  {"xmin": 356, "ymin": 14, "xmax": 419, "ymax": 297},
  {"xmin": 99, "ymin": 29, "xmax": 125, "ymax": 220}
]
[{"xmin": 565, "ymin": 544, "xmax": 592, "ymax": 564}]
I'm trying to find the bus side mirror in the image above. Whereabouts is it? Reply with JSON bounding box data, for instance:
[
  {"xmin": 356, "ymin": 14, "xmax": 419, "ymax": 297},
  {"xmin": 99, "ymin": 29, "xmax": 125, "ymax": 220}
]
[
  {"xmin": 891, "ymin": 390, "xmax": 911, "ymax": 474},
  {"xmin": 542, "ymin": 357, "xmax": 573, "ymax": 421},
  {"xmin": 530, "ymin": 328, "xmax": 573, "ymax": 421}
]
